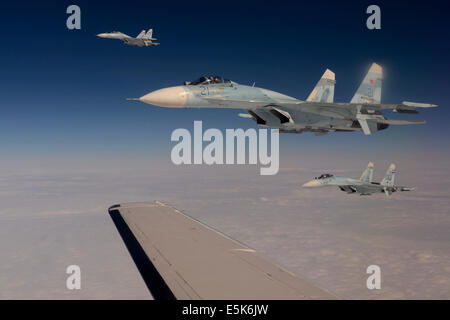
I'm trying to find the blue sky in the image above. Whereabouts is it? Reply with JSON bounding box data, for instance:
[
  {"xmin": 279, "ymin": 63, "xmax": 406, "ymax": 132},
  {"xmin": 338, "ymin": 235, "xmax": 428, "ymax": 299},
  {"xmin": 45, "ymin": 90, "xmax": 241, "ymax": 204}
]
[{"xmin": 0, "ymin": 0, "xmax": 448, "ymax": 161}]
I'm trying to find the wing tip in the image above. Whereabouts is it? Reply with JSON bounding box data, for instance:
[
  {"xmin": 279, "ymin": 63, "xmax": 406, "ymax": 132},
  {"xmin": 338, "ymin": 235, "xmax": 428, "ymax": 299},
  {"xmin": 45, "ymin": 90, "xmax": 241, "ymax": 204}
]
[{"xmin": 108, "ymin": 204, "xmax": 121, "ymax": 211}]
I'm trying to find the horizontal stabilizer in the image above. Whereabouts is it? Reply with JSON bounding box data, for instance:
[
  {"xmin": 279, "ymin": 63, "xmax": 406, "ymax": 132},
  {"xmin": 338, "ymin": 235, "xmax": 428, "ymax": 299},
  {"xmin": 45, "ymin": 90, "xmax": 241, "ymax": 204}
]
[
  {"xmin": 356, "ymin": 105, "xmax": 378, "ymax": 135},
  {"xmin": 358, "ymin": 119, "xmax": 378, "ymax": 135}
]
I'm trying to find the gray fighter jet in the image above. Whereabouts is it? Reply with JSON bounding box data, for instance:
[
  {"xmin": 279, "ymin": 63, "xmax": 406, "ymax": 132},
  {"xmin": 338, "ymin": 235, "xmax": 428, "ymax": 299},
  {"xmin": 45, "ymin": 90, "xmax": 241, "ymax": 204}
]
[
  {"xmin": 134, "ymin": 63, "xmax": 436, "ymax": 135},
  {"xmin": 97, "ymin": 29, "xmax": 159, "ymax": 47},
  {"xmin": 302, "ymin": 162, "xmax": 414, "ymax": 196}
]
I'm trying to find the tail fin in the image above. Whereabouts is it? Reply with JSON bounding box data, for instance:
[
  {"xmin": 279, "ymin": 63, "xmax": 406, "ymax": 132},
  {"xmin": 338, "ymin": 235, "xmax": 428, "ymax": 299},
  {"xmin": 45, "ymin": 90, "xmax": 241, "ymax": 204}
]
[
  {"xmin": 351, "ymin": 63, "xmax": 382, "ymax": 104},
  {"xmin": 360, "ymin": 162, "xmax": 374, "ymax": 183},
  {"xmin": 136, "ymin": 30, "xmax": 146, "ymax": 39},
  {"xmin": 144, "ymin": 29, "xmax": 156, "ymax": 40},
  {"xmin": 306, "ymin": 69, "xmax": 335, "ymax": 103},
  {"xmin": 381, "ymin": 163, "xmax": 396, "ymax": 187}
]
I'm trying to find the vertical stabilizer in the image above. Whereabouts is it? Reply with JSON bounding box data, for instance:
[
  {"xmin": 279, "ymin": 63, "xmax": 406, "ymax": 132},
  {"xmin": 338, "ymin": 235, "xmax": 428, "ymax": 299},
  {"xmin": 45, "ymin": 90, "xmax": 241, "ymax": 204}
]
[
  {"xmin": 136, "ymin": 30, "xmax": 146, "ymax": 39},
  {"xmin": 351, "ymin": 63, "xmax": 382, "ymax": 104},
  {"xmin": 306, "ymin": 69, "xmax": 336, "ymax": 103},
  {"xmin": 145, "ymin": 29, "xmax": 155, "ymax": 40},
  {"xmin": 360, "ymin": 162, "xmax": 374, "ymax": 182},
  {"xmin": 381, "ymin": 163, "xmax": 396, "ymax": 187}
]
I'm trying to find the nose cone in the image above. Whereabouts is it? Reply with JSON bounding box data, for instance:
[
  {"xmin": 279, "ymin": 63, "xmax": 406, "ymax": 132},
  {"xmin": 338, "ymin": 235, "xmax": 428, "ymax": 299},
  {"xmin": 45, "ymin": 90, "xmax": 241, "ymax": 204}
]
[
  {"xmin": 139, "ymin": 86, "xmax": 187, "ymax": 107},
  {"xmin": 302, "ymin": 180, "xmax": 321, "ymax": 188},
  {"xmin": 97, "ymin": 33, "xmax": 109, "ymax": 38}
]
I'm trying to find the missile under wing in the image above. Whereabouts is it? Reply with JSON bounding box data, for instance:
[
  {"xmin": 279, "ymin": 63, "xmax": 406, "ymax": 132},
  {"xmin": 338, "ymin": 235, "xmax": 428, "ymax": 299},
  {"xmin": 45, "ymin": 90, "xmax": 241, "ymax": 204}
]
[{"xmin": 108, "ymin": 201, "xmax": 336, "ymax": 299}]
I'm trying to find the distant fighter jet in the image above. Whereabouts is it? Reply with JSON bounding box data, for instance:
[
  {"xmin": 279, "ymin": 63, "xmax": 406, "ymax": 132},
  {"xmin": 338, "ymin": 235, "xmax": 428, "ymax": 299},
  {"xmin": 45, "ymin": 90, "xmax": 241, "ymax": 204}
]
[
  {"xmin": 97, "ymin": 29, "xmax": 159, "ymax": 47},
  {"xmin": 302, "ymin": 162, "xmax": 414, "ymax": 196},
  {"xmin": 134, "ymin": 63, "xmax": 437, "ymax": 135}
]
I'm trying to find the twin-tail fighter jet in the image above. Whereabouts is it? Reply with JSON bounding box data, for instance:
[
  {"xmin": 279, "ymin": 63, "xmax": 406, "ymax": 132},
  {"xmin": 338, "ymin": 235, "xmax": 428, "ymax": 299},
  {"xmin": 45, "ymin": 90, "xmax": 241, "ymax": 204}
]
[
  {"xmin": 302, "ymin": 162, "xmax": 414, "ymax": 196},
  {"xmin": 134, "ymin": 63, "xmax": 437, "ymax": 135},
  {"xmin": 97, "ymin": 28, "xmax": 159, "ymax": 47}
]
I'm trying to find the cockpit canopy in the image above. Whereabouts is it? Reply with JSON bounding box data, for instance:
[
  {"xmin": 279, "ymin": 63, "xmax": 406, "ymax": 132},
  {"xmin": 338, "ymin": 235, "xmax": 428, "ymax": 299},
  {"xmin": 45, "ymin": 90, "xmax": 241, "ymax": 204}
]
[
  {"xmin": 184, "ymin": 75, "xmax": 231, "ymax": 86},
  {"xmin": 315, "ymin": 174, "xmax": 334, "ymax": 180}
]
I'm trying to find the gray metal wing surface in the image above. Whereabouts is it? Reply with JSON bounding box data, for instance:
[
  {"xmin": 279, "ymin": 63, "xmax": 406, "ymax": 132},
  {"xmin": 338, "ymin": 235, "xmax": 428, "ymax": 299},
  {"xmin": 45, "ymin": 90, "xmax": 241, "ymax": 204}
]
[{"xmin": 108, "ymin": 201, "xmax": 336, "ymax": 300}]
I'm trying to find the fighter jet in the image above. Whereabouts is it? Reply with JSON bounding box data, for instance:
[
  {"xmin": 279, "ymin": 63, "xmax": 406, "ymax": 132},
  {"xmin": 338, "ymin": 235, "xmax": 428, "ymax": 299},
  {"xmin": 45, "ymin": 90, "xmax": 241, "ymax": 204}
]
[
  {"xmin": 302, "ymin": 162, "xmax": 414, "ymax": 196},
  {"xmin": 97, "ymin": 29, "xmax": 159, "ymax": 47},
  {"xmin": 134, "ymin": 63, "xmax": 437, "ymax": 135}
]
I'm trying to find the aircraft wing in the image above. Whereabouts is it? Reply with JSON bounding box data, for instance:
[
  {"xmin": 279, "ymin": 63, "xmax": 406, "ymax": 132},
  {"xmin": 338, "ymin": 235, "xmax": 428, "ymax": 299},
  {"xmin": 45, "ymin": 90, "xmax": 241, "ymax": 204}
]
[
  {"xmin": 203, "ymin": 97, "xmax": 437, "ymax": 113},
  {"xmin": 297, "ymin": 101, "xmax": 437, "ymax": 114},
  {"xmin": 206, "ymin": 97, "xmax": 434, "ymax": 135},
  {"xmin": 350, "ymin": 185, "xmax": 378, "ymax": 195},
  {"xmin": 203, "ymin": 96, "xmax": 272, "ymax": 109},
  {"xmin": 108, "ymin": 201, "xmax": 336, "ymax": 300},
  {"xmin": 394, "ymin": 186, "xmax": 415, "ymax": 191}
]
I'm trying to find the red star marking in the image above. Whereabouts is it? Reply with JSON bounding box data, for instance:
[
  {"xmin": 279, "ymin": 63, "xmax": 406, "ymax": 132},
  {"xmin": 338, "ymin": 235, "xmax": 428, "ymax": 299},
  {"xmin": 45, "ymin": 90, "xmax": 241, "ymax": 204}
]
[{"xmin": 369, "ymin": 78, "xmax": 374, "ymax": 84}]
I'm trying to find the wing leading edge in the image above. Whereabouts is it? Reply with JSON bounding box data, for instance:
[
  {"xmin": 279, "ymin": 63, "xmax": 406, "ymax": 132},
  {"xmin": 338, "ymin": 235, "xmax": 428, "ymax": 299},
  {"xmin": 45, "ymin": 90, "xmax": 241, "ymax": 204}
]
[{"xmin": 108, "ymin": 201, "xmax": 337, "ymax": 300}]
